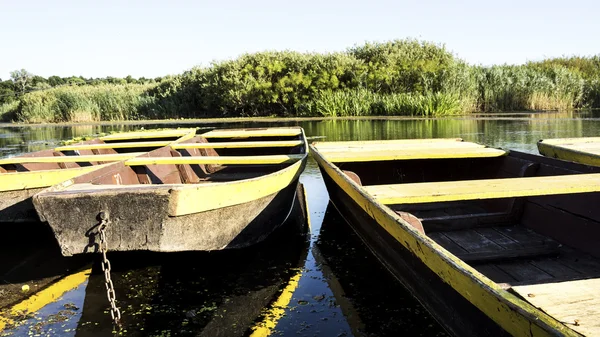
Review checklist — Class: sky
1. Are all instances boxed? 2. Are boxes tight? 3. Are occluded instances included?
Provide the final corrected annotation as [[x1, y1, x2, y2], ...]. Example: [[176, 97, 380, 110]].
[[1, 0, 598, 80]]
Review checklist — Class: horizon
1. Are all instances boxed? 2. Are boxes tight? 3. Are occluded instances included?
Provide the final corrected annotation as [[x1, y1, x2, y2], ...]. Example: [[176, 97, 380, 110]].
[[2, 0, 599, 80]]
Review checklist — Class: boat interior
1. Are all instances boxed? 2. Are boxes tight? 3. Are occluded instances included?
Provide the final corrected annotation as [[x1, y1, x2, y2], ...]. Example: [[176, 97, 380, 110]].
[[0, 128, 306, 186], [0, 131, 194, 173], [64, 128, 307, 187], [328, 144, 600, 333]]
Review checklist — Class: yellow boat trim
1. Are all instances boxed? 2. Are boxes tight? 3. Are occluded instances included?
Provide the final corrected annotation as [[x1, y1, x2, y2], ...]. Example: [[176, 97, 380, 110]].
[[168, 156, 306, 215], [172, 140, 304, 149], [55, 140, 172, 151], [0, 164, 112, 192], [0, 267, 91, 331], [310, 145, 578, 336], [538, 139, 600, 167], [125, 154, 304, 166], [316, 147, 507, 163], [201, 128, 302, 138], [100, 129, 196, 141], [540, 137, 600, 145], [312, 138, 464, 148], [249, 271, 302, 337], [314, 141, 486, 153], [364, 173, 600, 205], [0, 153, 145, 165]]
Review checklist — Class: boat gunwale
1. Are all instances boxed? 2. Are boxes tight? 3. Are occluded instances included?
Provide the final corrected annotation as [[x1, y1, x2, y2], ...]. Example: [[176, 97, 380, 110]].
[[309, 142, 580, 337], [37, 128, 310, 216], [538, 138, 600, 167]]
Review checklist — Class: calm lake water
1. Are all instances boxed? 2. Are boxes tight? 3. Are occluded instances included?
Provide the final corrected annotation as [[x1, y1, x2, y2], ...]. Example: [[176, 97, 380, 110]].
[[2, 112, 600, 337]]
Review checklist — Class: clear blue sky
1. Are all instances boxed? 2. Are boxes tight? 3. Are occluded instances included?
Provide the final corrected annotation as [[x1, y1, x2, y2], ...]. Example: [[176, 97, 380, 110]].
[[1, 0, 598, 80]]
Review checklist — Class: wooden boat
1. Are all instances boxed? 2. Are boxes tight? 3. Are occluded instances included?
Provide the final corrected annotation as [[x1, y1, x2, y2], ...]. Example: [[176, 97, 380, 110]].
[[538, 137, 600, 166], [0, 129, 196, 223], [311, 138, 600, 337], [33, 127, 308, 256]]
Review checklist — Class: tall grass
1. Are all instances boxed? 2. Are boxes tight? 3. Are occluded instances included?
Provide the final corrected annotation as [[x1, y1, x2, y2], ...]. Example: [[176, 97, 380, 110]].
[[17, 84, 157, 123], [8, 40, 600, 123], [0, 101, 19, 122]]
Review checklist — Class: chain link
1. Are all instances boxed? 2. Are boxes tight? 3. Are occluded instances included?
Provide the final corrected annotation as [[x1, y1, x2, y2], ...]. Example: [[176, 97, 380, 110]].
[[98, 211, 122, 327]]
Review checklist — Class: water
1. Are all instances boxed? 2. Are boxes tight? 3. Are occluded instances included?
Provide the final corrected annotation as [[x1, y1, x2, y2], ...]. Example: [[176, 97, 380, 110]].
[[2, 113, 600, 336]]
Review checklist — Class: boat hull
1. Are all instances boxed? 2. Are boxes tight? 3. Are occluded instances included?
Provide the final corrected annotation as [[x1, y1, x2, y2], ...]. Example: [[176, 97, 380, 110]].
[[319, 170, 509, 337], [34, 176, 305, 256]]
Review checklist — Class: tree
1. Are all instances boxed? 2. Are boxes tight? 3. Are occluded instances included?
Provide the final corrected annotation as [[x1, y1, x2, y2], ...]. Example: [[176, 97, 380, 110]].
[[48, 76, 65, 87], [10, 69, 33, 95]]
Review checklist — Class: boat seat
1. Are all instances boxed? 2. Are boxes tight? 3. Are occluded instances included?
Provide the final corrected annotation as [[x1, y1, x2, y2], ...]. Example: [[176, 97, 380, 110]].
[[364, 173, 600, 205], [343, 170, 425, 235]]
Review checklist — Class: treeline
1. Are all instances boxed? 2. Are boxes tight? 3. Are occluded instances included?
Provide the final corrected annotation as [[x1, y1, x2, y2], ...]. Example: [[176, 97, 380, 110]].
[[2, 40, 600, 123]]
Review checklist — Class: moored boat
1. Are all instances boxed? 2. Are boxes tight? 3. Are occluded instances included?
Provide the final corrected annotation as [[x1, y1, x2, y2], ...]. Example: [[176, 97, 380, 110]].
[[0, 129, 196, 223], [538, 137, 600, 166], [33, 127, 308, 256], [311, 138, 600, 336]]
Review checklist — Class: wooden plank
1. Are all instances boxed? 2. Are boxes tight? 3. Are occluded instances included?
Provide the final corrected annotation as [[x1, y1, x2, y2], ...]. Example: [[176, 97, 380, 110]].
[[312, 138, 464, 149], [314, 140, 485, 152], [443, 230, 504, 254], [172, 140, 303, 149], [125, 154, 304, 166], [529, 259, 582, 279], [456, 245, 560, 264], [319, 147, 507, 163], [538, 138, 600, 167], [513, 278, 600, 336], [55, 140, 172, 151], [422, 212, 515, 232], [364, 173, 600, 205], [428, 232, 468, 255], [475, 228, 522, 249], [200, 128, 302, 138], [0, 153, 145, 165], [476, 264, 518, 283], [495, 261, 553, 283], [0, 164, 112, 192], [100, 129, 196, 141]]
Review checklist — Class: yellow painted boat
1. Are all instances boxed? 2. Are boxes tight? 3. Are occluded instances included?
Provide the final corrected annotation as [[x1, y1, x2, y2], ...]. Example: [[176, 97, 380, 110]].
[[0, 129, 196, 223], [311, 138, 600, 337], [538, 137, 600, 166], [33, 127, 308, 256]]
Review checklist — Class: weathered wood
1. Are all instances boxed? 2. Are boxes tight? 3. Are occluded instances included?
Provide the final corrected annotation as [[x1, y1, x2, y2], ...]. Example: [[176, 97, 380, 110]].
[[55, 140, 172, 151], [513, 278, 600, 336], [443, 230, 504, 253], [428, 232, 468, 255], [457, 244, 560, 263], [125, 154, 304, 166], [364, 173, 600, 205], [172, 140, 303, 149], [318, 147, 507, 163], [0, 153, 145, 165], [538, 137, 600, 167], [100, 129, 196, 141], [201, 128, 302, 138], [495, 262, 553, 283], [421, 212, 514, 232]]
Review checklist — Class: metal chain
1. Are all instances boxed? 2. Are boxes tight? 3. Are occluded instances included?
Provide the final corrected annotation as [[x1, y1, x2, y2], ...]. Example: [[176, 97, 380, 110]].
[[98, 211, 122, 328]]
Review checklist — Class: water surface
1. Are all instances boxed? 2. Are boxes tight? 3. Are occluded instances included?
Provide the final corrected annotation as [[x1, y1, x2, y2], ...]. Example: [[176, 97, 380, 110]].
[[2, 113, 599, 336]]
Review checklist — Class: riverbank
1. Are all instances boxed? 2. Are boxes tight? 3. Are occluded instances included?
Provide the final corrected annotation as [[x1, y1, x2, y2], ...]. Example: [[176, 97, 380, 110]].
[[1, 39, 598, 123], [2, 110, 596, 128]]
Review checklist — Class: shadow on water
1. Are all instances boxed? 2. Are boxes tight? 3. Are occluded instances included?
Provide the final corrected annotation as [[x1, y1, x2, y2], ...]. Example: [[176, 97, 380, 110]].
[[315, 204, 448, 337], [72, 219, 310, 337]]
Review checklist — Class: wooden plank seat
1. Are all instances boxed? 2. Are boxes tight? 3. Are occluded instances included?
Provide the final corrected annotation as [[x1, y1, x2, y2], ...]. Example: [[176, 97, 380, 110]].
[[0, 153, 145, 165], [171, 140, 304, 149], [125, 154, 305, 166], [318, 147, 507, 163], [99, 129, 196, 141], [512, 278, 600, 336], [55, 141, 172, 151], [200, 128, 302, 138], [364, 173, 600, 205]]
